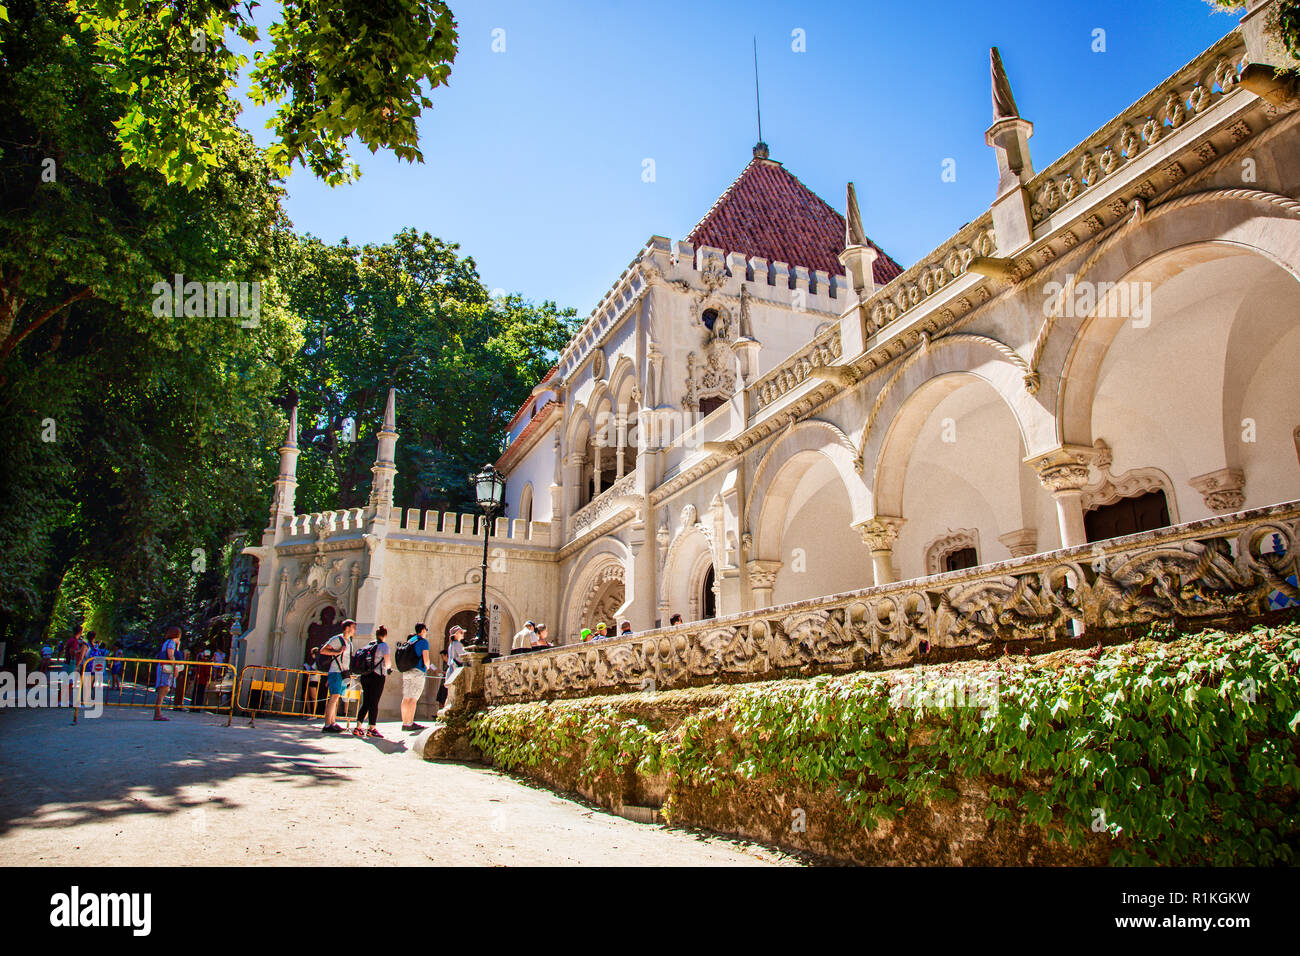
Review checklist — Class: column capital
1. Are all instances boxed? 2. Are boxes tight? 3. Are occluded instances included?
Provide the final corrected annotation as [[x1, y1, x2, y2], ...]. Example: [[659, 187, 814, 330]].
[[1025, 444, 1096, 494], [1189, 467, 1246, 513], [745, 559, 783, 591], [855, 515, 906, 552]]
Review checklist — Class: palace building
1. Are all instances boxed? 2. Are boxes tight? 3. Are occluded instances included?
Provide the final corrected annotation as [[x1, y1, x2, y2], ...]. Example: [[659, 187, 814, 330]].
[[241, 1, 1300, 716]]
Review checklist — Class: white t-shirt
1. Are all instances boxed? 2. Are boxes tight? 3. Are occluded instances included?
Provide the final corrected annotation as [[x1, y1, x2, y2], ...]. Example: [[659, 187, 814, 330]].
[[322, 634, 352, 674], [511, 627, 534, 650]]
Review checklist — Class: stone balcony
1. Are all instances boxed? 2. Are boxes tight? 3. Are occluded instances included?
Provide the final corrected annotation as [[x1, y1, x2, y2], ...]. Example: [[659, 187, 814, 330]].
[[488, 498, 1300, 703]]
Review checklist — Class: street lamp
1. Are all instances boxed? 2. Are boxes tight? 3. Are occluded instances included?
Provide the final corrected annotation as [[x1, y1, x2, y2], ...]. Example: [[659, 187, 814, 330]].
[[469, 463, 506, 652]]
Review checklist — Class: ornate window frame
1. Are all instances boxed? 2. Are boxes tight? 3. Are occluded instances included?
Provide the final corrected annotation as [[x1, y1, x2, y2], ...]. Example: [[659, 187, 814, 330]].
[[924, 528, 980, 576]]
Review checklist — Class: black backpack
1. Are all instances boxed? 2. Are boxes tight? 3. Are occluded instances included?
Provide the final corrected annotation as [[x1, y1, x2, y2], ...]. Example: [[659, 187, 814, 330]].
[[350, 641, 378, 675], [394, 637, 420, 673]]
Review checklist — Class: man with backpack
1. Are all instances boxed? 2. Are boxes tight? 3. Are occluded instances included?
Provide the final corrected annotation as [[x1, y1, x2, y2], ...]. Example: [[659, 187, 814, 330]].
[[317, 618, 356, 734], [395, 623, 431, 732]]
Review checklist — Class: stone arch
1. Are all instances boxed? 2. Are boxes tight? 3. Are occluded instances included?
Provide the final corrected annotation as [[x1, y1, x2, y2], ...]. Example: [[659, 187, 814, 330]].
[[421, 582, 521, 657], [868, 361, 1050, 520], [745, 419, 872, 560], [860, 337, 1057, 480], [518, 482, 534, 523], [1053, 228, 1300, 514], [660, 522, 714, 623], [561, 538, 632, 642], [1050, 198, 1300, 451]]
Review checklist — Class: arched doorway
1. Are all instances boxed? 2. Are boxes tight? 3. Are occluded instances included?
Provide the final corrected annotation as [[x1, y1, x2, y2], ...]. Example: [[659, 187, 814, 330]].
[[304, 606, 347, 664]]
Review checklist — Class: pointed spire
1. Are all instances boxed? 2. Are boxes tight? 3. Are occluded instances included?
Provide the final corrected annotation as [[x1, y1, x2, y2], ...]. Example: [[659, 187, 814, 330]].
[[990, 47, 1020, 122], [381, 386, 396, 434], [844, 182, 867, 248], [282, 403, 298, 450]]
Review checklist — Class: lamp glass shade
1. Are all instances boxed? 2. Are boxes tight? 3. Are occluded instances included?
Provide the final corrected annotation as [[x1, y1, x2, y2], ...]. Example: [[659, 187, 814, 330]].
[[474, 465, 505, 509]]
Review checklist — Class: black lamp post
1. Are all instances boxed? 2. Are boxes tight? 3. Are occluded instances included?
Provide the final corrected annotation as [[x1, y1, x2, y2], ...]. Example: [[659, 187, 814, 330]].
[[469, 463, 506, 652]]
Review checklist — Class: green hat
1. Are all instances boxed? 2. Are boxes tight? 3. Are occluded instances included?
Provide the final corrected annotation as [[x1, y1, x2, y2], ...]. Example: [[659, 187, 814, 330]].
[[580, 628, 593, 640]]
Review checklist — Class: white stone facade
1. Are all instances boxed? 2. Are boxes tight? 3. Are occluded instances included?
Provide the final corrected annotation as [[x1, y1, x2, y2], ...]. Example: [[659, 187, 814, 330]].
[[242, 6, 1300, 715]]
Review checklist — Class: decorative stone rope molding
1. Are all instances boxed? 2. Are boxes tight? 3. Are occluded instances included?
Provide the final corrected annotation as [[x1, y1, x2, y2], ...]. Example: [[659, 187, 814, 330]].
[[1189, 467, 1247, 513], [484, 500, 1300, 703], [924, 529, 980, 575]]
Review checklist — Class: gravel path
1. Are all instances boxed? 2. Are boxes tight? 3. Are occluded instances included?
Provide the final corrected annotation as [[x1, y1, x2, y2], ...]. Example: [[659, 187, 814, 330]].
[[0, 706, 800, 866]]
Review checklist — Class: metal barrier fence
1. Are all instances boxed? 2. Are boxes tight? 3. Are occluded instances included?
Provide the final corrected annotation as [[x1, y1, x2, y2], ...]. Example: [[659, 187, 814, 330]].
[[235, 665, 361, 727], [73, 657, 236, 725]]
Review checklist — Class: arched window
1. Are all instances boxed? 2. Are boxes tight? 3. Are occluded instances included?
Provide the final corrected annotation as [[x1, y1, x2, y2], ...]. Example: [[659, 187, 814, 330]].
[[1085, 490, 1170, 542], [519, 483, 534, 523], [701, 565, 716, 619]]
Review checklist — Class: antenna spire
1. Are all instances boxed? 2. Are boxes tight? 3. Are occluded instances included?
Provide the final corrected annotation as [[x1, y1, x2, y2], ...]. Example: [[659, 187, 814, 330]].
[[753, 37, 768, 160]]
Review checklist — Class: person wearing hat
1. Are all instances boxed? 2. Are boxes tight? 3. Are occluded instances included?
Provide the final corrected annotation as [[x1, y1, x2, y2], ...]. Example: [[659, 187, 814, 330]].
[[442, 624, 467, 712], [594, 622, 609, 641], [579, 628, 594, 642], [511, 621, 537, 654]]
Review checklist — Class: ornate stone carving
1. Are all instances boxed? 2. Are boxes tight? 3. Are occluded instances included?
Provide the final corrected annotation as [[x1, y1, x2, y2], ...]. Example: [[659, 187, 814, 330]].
[[746, 559, 782, 592], [486, 503, 1300, 704], [1028, 445, 1096, 494], [925, 529, 980, 575], [858, 516, 906, 553], [1189, 467, 1246, 513]]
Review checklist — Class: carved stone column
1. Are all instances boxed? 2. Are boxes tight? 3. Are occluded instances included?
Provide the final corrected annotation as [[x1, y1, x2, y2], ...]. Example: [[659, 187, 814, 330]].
[[855, 516, 906, 585], [1027, 446, 1096, 549], [592, 445, 603, 497], [615, 415, 627, 480], [746, 559, 783, 609], [1189, 467, 1246, 513]]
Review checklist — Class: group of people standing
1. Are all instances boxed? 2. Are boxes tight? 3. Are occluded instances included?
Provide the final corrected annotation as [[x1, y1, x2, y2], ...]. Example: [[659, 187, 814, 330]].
[[311, 619, 467, 738]]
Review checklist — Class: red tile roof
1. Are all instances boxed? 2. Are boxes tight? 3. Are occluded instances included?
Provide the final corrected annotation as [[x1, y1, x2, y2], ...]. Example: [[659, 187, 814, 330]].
[[686, 156, 903, 286]]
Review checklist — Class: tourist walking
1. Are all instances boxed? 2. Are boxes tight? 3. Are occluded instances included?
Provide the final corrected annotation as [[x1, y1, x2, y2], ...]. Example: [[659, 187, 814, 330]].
[[353, 626, 391, 738], [511, 621, 537, 653], [619, 621, 633, 638], [317, 618, 356, 734], [397, 624, 431, 732], [534, 623, 551, 648], [153, 626, 181, 721]]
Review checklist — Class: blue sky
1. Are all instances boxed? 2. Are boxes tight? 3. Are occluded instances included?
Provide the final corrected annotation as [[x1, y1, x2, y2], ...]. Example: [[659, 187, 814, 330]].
[[241, 0, 1238, 318]]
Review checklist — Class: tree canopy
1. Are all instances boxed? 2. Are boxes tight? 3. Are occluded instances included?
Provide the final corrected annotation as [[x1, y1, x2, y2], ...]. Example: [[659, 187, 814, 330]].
[[0, 1, 574, 649]]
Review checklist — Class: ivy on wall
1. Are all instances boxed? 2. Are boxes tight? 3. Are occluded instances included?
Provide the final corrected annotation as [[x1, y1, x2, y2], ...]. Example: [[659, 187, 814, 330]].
[[470, 622, 1300, 865]]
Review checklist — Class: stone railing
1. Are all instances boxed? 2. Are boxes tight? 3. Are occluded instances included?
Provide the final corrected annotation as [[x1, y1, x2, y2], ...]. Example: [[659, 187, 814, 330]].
[[856, 212, 997, 339], [1025, 32, 1247, 227], [486, 499, 1299, 703], [749, 323, 844, 412], [569, 471, 638, 538]]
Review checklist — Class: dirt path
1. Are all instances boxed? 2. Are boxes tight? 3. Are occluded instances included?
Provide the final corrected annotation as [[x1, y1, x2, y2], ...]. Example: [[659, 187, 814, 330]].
[[0, 707, 800, 866]]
